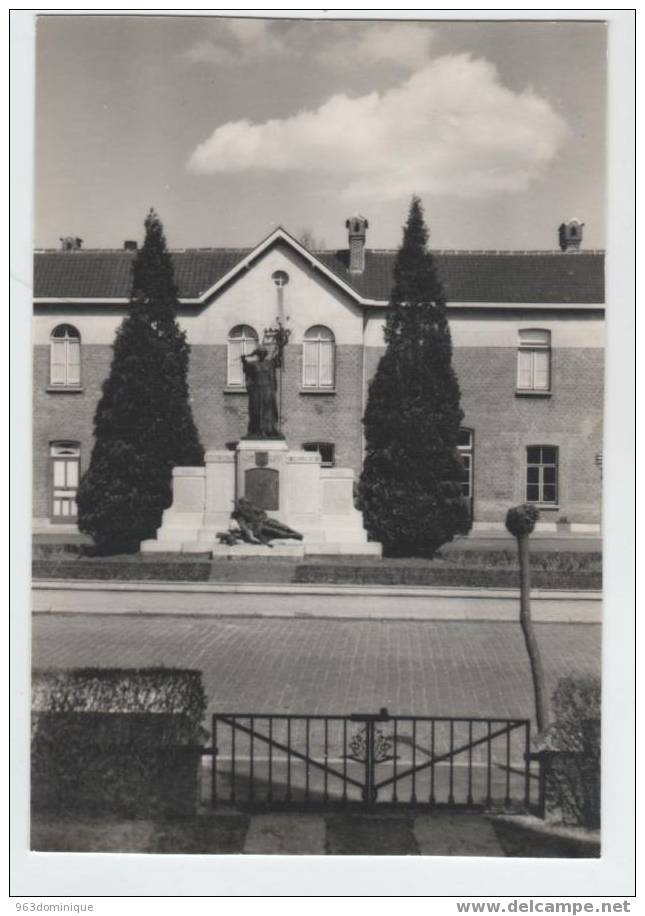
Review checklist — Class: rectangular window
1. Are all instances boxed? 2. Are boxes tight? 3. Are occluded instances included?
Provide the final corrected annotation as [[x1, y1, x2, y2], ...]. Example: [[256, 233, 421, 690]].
[[517, 329, 551, 392], [303, 342, 319, 388], [227, 339, 244, 386], [526, 445, 558, 504], [50, 442, 81, 522], [302, 441, 335, 467], [457, 429, 473, 501], [66, 339, 81, 386], [50, 339, 68, 386]]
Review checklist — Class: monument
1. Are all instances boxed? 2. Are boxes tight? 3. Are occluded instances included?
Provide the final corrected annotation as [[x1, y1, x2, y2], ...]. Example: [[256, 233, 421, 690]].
[[141, 329, 381, 557]]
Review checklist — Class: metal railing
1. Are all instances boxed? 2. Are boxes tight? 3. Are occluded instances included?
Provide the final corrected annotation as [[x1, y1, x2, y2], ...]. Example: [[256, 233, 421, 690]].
[[204, 709, 538, 811]]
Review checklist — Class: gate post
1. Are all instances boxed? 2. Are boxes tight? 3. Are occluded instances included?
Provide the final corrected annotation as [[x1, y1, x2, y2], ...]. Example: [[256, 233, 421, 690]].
[[363, 721, 375, 805], [350, 708, 390, 806]]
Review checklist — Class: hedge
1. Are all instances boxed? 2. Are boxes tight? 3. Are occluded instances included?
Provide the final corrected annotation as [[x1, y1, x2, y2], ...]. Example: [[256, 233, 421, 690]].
[[434, 550, 602, 572], [294, 564, 601, 590], [541, 675, 601, 828], [32, 559, 211, 581], [31, 668, 207, 816]]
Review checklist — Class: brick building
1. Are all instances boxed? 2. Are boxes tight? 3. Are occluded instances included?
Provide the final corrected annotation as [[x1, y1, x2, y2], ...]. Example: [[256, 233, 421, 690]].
[[32, 216, 604, 534]]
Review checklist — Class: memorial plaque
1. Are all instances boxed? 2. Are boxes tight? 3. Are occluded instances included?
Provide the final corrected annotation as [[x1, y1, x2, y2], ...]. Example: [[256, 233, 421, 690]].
[[245, 467, 279, 511], [255, 451, 269, 468]]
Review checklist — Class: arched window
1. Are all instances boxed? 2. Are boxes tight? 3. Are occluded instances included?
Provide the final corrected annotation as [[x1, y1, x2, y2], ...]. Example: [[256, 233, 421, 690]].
[[227, 325, 258, 387], [50, 324, 81, 387], [517, 328, 551, 392], [303, 325, 335, 389]]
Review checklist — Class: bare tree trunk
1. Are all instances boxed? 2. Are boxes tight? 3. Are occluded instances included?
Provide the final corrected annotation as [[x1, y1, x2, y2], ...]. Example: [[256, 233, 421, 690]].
[[517, 533, 548, 733]]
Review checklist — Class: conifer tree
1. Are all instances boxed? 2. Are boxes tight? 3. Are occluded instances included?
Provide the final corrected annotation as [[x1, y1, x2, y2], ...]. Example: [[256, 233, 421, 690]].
[[358, 197, 471, 556], [77, 209, 204, 552]]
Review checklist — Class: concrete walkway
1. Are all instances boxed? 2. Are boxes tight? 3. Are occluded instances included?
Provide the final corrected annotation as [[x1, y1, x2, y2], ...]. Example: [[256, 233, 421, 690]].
[[32, 579, 602, 622], [32, 811, 507, 856], [30, 809, 599, 857]]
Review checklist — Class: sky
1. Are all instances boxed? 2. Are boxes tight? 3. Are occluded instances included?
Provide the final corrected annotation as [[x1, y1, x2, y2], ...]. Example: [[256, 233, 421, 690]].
[[34, 15, 607, 252]]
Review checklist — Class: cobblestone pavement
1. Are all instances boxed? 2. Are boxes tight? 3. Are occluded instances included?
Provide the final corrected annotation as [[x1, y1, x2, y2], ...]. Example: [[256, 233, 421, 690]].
[[32, 615, 600, 720], [30, 811, 600, 857]]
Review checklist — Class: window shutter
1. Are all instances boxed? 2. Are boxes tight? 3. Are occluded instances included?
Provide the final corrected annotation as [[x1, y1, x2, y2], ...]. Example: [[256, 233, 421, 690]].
[[67, 339, 81, 385], [517, 350, 532, 389], [50, 340, 67, 385], [533, 350, 550, 390], [228, 340, 243, 386], [303, 341, 318, 387], [319, 340, 334, 386]]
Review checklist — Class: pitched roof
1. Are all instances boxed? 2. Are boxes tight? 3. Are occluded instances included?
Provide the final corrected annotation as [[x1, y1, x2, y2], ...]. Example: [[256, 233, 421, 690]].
[[33, 246, 605, 305]]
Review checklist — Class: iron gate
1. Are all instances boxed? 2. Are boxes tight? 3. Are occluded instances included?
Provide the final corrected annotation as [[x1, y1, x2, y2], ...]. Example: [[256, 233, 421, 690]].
[[205, 709, 538, 810]]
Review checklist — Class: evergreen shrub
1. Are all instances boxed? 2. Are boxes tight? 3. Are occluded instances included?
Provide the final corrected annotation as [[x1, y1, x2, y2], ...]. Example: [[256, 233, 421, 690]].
[[77, 210, 204, 553], [544, 675, 601, 828], [359, 197, 471, 557], [31, 668, 207, 816]]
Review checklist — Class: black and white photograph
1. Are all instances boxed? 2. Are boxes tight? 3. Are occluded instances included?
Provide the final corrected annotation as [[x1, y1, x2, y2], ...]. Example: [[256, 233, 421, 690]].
[[11, 8, 635, 900]]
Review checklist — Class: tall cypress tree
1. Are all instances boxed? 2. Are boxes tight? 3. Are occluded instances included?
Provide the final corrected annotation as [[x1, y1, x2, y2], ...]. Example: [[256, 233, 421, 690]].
[[358, 197, 471, 556], [77, 209, 204, 552]]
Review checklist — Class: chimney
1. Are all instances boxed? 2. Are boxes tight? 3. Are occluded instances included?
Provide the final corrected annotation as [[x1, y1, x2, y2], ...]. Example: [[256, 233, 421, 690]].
[[60, 236, 83, 251], [345, 214, 368, 273], [123, 240, 138, 251], [558, 218, 584, 252]]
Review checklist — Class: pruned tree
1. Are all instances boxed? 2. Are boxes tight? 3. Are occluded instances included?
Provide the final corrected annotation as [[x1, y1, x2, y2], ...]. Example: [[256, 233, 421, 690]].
[[358, 196, 471, 556], [77, 209, 204, 552], [506, 503, 547, 732]]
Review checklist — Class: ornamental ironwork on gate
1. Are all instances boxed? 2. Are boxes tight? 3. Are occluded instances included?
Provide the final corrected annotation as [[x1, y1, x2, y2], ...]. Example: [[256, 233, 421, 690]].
[[204, 709, 539, 811]]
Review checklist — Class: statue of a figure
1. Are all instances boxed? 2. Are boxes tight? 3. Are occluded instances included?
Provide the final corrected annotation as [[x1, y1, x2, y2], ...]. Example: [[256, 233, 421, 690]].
[[241, 346, 282, 439], [217, 498, 303, 547]]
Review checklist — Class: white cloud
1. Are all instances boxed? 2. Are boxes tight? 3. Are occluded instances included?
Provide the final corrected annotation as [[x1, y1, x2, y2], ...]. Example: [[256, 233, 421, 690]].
[[183, 19, 288, 66], [183, 19, 433, 71], [186, 54, 568, 200], [323, 22, 433, 70]]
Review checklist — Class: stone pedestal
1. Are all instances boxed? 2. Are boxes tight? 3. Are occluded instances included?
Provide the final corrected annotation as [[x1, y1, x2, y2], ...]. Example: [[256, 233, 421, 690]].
[[141, 440, 381, 556]]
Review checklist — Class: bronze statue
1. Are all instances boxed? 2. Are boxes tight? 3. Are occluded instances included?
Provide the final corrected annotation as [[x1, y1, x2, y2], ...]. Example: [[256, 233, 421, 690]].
[[241, 346, 282, 439], [218, 498, 303, 547]]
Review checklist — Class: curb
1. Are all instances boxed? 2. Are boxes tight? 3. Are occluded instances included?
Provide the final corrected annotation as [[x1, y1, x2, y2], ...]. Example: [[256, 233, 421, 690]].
[[32, 580, 602, 623]]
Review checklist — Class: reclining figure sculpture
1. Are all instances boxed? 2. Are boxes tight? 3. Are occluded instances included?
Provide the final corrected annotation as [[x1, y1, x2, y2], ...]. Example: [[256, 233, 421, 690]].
[[217, 497, 303, 548]]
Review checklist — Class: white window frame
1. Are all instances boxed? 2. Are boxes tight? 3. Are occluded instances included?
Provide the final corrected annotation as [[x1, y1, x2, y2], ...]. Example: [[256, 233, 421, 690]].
[[227, 325, 259, 387], [517, 329, 551, 393], [302, 441, 335, 467], [302, 325, 335, 389], [457, 428, 474, 508], [50, 324, 81, 388], [50, 441, 81, 522], [526, 445, 559, 505]]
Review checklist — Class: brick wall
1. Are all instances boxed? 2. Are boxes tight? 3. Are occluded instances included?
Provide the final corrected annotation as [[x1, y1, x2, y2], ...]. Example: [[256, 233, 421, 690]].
[[32, 344, 113, 520], [33, 341, 365, 521], [33, 339, 603, 527], [455, 347, 604, 525], [366, 344, 604, 525], [189, 343, 364, 471]]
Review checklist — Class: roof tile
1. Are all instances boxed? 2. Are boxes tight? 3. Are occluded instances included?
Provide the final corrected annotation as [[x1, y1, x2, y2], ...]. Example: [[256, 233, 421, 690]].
[[33, 246, 604, 304]]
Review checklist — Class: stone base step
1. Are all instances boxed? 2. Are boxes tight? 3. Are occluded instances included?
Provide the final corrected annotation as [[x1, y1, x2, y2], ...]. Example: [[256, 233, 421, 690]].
[[140, 538, 383, 557]]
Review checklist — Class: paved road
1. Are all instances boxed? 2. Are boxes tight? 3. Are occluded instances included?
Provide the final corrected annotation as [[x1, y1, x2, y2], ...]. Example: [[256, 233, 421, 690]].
[[32, 614, 601, 721], [31, 581, 602, 622]]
